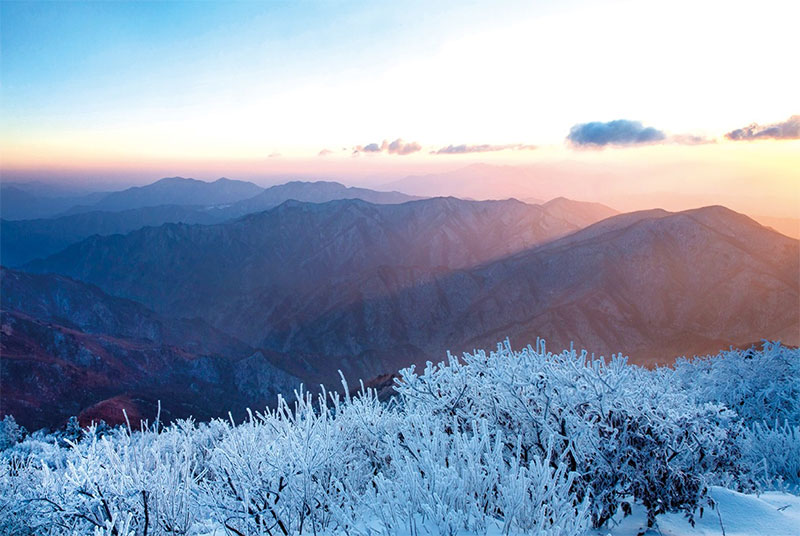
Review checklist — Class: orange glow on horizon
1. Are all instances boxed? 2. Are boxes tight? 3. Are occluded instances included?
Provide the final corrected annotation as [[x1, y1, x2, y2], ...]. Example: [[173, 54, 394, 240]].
[[3, 139, 798, 220]]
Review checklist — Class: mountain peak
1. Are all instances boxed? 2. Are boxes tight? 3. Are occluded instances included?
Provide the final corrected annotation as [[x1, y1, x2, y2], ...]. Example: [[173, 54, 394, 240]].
[[153, 176, 196, 184]]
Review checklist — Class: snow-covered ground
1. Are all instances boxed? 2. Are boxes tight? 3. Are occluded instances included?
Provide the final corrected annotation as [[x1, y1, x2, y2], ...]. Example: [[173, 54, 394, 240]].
[[594, 487, 800, 536]]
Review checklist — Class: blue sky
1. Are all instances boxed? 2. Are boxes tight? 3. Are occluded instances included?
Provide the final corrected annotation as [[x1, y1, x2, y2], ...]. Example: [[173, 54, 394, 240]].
[[1, 0, 798, 214], [2, 1, 545, 133]]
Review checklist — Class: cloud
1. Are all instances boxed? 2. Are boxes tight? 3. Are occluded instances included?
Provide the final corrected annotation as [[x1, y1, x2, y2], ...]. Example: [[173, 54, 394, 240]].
[[434, 143, 537, 154], [669, 134, 715, 146], [353, 138, 422, 156], [268, 152, 281, 158], [725, 115, 800, 141], [567, 120, 666, 147], [318, 149, 333, 157], [386, 138, 422, 155]]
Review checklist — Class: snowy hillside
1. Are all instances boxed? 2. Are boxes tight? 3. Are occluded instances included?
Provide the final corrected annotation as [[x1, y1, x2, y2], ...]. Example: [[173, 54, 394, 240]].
[[1, 340, 798, 535]]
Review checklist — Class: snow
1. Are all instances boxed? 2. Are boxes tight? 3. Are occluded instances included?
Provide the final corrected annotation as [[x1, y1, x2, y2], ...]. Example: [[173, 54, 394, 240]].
[[593, 487, 800, 536]]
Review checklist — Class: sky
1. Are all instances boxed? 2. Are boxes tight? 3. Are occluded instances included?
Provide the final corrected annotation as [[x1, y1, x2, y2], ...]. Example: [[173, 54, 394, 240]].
[[1, 0, 798, 216]]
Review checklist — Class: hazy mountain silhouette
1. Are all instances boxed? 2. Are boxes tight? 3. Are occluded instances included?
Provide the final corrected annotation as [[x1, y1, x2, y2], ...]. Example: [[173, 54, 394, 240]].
[[65, 177, 265, 213], [0, 185, 108, 220], [211, 180, 422, 218], [541, 197, 619, 228], [1, 205, 223, 266], [383, 162, 620, 202], [1, 181, 101, 198], [386, 163, 546, 200]]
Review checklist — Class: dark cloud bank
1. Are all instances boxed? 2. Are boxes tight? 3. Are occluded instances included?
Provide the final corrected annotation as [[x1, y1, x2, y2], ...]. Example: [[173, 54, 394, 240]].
[[567, 120, 666, 147]]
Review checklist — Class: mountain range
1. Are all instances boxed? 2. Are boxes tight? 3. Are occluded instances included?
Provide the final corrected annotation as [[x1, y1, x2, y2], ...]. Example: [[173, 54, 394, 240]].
[[23, 197, 796, 385], [25, 197, 615, 357], [274, 205, 797, 373], [1, 178, 426, 265], [2, 177, 798, 429], [385, 163, 800, 239]]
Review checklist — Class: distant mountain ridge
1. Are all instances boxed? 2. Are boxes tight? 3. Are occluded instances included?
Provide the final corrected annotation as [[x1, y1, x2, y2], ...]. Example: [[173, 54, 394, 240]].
[[0, 179, 431, 265], [60, 177, 423, 217], [0, 185, 108, 220], [66, 177, 265, 213], [209, 180, 423, 219], [1, 205, 222, 266], [1, 176, 263, 221], [386, 163, 544, 200]]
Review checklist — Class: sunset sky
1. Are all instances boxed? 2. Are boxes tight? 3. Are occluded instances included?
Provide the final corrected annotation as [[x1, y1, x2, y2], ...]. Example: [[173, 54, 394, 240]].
[[1, 0, 798, 216]]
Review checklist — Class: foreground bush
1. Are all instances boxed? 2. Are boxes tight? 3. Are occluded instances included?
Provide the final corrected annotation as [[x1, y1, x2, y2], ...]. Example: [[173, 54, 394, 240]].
[[0, 340, 797, 535]]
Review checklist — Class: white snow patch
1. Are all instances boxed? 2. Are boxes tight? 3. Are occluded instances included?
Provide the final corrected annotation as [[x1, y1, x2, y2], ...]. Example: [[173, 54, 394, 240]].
[[593, 487, 800, 536]]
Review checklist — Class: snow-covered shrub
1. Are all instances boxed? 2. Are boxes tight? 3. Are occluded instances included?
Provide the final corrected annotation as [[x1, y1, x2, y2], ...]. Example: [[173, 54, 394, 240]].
[[2, 419, 205, 535], [373, 414, 502, 535], [674, 341, 800, 426], [65, 420, 201, 535], [671, 342, 800, 492], [395, 340, 748, 528], [372, 412, 588, 536], [0, 339, 795, 534], [59, 416, 85, 447], [0, 455, 47, 535], [742, 421, 800, 490], [0, 415, 27, 450], [201, 389, 381, 536]]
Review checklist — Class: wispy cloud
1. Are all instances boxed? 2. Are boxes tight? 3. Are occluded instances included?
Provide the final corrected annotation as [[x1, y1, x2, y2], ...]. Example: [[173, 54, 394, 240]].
[[725, 115, 800, 141], [567, 120, 666, 147], [434, 143, 537, 154], [353, 138, 422, 156], [386, 138, 422, 155], [669, 134, 715, 146], [268, 152, 281, 158], [318, 149, 333, 157]]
